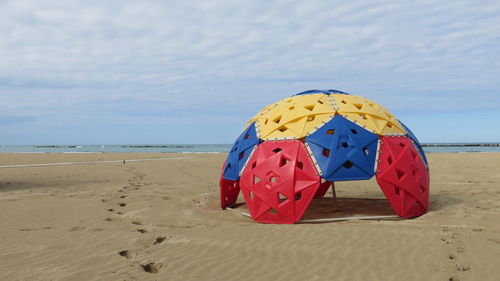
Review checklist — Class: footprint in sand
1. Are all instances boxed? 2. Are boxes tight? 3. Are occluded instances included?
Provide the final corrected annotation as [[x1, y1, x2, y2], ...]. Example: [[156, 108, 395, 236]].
[[153, 237, 167, 244], [441, 230, 471, 278], [118, 250, 132, 259], [141, 262, 162, 274]]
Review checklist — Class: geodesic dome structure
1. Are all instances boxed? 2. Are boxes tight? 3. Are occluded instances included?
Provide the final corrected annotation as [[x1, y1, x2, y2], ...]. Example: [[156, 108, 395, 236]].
[[220, 89, 430, 224]]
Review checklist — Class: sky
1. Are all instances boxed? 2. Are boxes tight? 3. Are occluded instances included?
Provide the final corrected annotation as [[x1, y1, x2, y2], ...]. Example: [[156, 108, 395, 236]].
[[1, 0, 500, 144]]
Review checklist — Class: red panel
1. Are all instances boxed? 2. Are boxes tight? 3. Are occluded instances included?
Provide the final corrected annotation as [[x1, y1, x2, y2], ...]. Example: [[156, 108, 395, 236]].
[[219, 161, 240, 209], [239, 140, 321, 224], [315, 180, 331, 197], [376, 136, 430, 218]]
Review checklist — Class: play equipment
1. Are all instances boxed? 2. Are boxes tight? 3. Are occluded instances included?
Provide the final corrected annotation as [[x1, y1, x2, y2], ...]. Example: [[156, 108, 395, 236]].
[[220, 89, 430, 224]]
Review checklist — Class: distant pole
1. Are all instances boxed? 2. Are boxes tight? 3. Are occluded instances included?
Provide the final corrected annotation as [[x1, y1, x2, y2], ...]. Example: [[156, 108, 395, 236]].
[[331, 182, 342, 212]]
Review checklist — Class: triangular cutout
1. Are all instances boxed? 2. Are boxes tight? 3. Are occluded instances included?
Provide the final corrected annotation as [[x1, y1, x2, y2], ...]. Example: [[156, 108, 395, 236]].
[[279, 156, 289, 167], [278, 192, 287, 203], [253, 175, 261, 185], [396, 169, 405, 180], [304, 104, 315, 111]]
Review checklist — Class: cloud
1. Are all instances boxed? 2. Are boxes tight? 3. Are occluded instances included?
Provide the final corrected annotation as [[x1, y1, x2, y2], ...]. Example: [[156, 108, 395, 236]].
[[1, 0, 499, 143]]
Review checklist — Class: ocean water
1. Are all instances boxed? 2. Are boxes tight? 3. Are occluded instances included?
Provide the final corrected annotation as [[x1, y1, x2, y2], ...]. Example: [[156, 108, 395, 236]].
[[423, 145, 500, 153], [0, 143, 499, 154], [0, 144, 232, 154]]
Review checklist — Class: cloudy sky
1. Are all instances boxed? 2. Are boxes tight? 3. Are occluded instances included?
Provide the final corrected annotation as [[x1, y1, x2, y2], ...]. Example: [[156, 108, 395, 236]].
[[1, 0, 499, 144]]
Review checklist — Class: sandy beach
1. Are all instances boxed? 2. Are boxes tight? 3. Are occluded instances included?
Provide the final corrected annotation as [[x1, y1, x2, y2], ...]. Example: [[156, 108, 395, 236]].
[[0, 152, 499, 281]]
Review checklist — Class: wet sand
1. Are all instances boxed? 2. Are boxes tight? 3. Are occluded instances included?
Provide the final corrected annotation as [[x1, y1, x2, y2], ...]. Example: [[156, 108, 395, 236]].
[[0, 152, 499, 281]]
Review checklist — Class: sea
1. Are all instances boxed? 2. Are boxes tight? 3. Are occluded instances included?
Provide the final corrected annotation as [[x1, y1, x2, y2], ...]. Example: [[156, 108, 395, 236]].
[[0, 143, 499, 154]]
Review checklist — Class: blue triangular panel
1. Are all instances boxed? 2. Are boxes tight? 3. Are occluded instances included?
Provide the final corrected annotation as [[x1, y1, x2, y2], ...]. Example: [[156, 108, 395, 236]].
[[223, 122, 260, 181], [324, 89, 349, 95], [305, 116, 378, 181], [399, 120, 428, 167], [293, 89, 349, 96]]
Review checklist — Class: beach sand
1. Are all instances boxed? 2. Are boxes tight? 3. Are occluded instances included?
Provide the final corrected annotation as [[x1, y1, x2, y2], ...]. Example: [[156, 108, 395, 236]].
[[0, 152, 499, 281]]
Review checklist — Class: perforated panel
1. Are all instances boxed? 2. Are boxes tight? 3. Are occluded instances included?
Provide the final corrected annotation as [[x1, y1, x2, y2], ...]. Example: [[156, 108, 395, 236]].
[[331, 94, 406, 136], [219, 160, 241, 208], [239, 140, 320, 224], [306, 116, 379, 181], [376, 136, 429, 218], [399, 120, 428, 168], [222, 122, 260, 181], [220, 178, 240, 209], [245, 101, 280, 131], [254, 94, 336, 140]]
